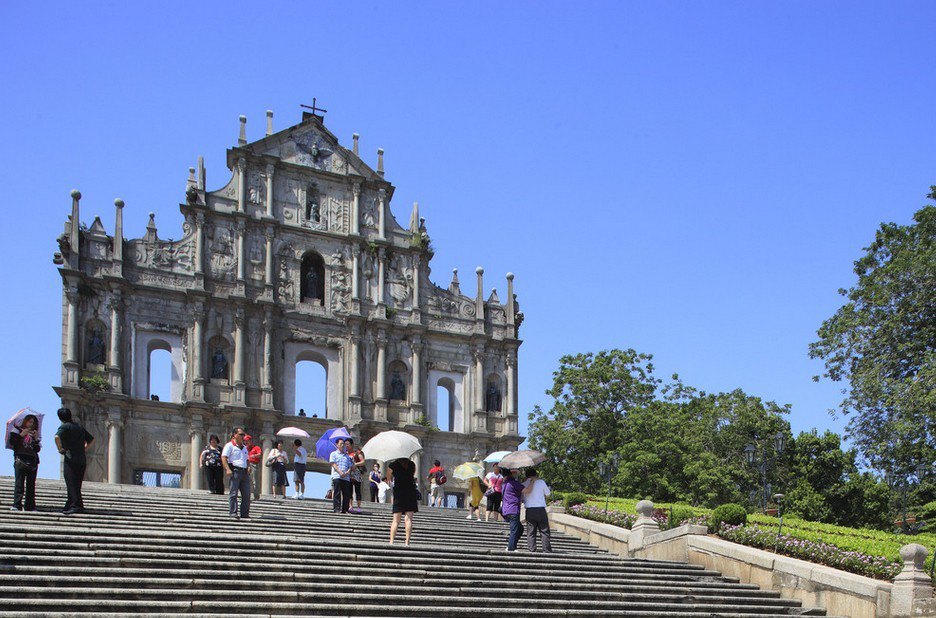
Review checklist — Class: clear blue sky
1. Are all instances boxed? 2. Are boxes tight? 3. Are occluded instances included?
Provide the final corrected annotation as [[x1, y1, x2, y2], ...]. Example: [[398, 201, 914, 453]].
[[2, 2, 935, 486]]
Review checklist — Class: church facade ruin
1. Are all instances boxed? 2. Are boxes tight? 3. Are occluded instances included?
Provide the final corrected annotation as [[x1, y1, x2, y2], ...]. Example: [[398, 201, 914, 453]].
[[53, 109, 523, 499]]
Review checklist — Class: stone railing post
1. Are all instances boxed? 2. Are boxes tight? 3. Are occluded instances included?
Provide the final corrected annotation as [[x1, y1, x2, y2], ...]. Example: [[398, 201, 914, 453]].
[[891, 543, 933, 617], [628, 499, 661, 551]]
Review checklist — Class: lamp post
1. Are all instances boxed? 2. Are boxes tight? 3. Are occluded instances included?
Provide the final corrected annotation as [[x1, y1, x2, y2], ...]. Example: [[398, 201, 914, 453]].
[[773, 492, 785, 551], [744, 432, 786, 513], [598, 453, 620, 517], [886, 463, 929, 534]]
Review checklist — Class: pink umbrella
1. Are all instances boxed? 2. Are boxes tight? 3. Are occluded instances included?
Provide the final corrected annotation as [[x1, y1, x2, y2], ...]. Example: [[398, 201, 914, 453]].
[[5, 408, 44, 450], [276, 427, 312, 439]]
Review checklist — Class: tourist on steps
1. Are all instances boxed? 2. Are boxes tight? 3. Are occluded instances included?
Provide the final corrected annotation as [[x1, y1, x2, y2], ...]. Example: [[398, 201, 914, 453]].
[[222, 427, 250, 519], [484, 463, 504, 522], [266, 439, 289, 498], [54, 408, 93, 515], [427, 460, 446, 508], [329, 438, 353, 513], [9, 413, 41, 512], [346, 437, 366, 513], [199, 434, 225, 495], [244, 435, 262, 501], [292, 439, 307, 499], [388, 457, 418, 546], [377, 475, 391, 504], [466, 474, 486, 521], [522, 468, 553, 553], [369, 463, 382, 502], [501, 468, 525, 551]]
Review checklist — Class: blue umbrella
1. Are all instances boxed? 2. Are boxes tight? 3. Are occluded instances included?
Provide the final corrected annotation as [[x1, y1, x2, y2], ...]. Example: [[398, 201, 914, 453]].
[[315, 426, 352, 460]]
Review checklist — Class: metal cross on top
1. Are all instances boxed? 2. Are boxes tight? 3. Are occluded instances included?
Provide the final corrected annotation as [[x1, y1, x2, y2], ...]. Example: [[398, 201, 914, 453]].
[[301, 98, 328, 117]]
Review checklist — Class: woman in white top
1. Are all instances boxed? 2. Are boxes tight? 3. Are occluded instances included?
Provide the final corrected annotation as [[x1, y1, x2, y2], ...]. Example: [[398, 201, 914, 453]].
[[293, 439, 307, 499], [266, 439, 290, 498]]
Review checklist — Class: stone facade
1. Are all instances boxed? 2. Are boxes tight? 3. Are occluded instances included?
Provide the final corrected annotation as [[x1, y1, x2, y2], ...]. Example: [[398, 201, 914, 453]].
[[52, 110, 523, 498]]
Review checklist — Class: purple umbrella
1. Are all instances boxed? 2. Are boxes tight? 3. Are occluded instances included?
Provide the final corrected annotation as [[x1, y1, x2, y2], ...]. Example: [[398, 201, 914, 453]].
[[315, 426, 352, 460]]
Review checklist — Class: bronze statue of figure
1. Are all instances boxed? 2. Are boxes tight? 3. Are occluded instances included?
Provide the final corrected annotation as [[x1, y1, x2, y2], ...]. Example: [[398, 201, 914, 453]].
[[389, 372, 406, 401], [87, 329, 106, 365], [486, 382, 501, 412], [211, 348, 228, 380]]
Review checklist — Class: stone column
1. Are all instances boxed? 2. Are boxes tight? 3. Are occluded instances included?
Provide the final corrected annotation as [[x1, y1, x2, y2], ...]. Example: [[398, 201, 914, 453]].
[[892, 544, 934, 617], [474, 348, 484, 414], [412, 256, 421, 311], [68, 190, 81, 269], [233, 308, 246, 405], [260, 435, 274, 496], [65, 285, 79, 364], [351, 183, 361, 235], [475, 267, 485, 327], [351, 246, 360, 300], [377, 248, 386, 307], [506, 272, 515, 327], [505, 355, 515, 417], [261, 309, 273, 409], [376, 335, 387, 401], [349, 336, 361, 397], [265, 164, 274, 218], [264, 227, 274, 288], [194, 213, 205, 276], [105, 413, 123, 484], [236, 157, 247, 213], [377, 189, 386, 240], [191, 305, 205, 402], [235, 221, 246, 282], [189, 427, 203, 490], [113, 198, 124, 277], [108, 293, 122, 370], [411, 339, 422, 405]]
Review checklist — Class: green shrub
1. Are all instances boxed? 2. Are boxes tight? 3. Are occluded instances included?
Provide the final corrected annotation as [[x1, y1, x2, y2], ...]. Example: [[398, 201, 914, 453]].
[[551, 490, 566, 504], [917, 500, 936, 532], [563, 492, 589, 510], [668, 504, 696, 529], [710, 503, 748, 532]]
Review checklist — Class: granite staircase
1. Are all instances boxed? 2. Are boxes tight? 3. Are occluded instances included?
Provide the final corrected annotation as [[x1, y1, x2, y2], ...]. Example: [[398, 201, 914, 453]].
[[0, 478, 836, 617]]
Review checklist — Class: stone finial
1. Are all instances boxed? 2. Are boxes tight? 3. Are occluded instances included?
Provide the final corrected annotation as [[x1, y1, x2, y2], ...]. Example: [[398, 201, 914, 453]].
[[197, 156, 205, 190], [70, 189, 82, 201], [238, 115, 247, 146], [144, 212, 158, 243], [892, 543, 933, 617], [377, 148, 384, 176], [476, 266, 484, 275], [114, 198, 124, 209], [629, 499, 661, 551], [352, 133, 360, 155], [449, 268, 461, 295], [266, 110, 273, 136], [635, 500, 654, 519], [187, 167, 197, 188], [506, 272, 514, 281], [409, 202, 420, 233]]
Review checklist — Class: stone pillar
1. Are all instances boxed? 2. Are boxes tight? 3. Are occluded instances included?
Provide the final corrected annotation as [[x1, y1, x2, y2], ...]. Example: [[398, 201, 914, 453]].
[[412, 256, 421, 313], [238, 115, 247, 146], [351, 183, 361, 235], [69, 190, 81, 269], [189, 427, 203, 490], [377, 248, 386, 307], [265, 164, 274, 218], [377, 188, 386, 240], [65, 285, 79, 364], [233, 308, 246, 405], [376, 335, 387, 401], [236, 157, 247, 213], [349, 336, 361, 397], [475, 267, 485, 331], [892, 544, 934, 617], [505, 355, 515, 417], [474, 348, 484, 414], [107, 292, 123, 392], [113, 199, 124, 277], [194, 213, 205, 276], [351, 246, 360, 300], [265, 110, 273, 136], [105, 413, 123, 484], [506, 272, 515, 328], [260, 435, 274, 495], [191, 305, 205, 402], [261, 309, 274, 409], [629, 500, 662, 551], [411, 339, 422, 405], [235, 221, 246, 282], [264, 227, 274, 288]]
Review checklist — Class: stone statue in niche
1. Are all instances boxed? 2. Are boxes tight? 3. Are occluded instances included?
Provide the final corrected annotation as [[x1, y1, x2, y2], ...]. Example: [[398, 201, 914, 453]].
[[248, 172, 265, 205], [389, 372, 406, 401], [305, 186, 320, 223], [86, 329, 106, 365], [486, 383, 501, 412], [211, 348, 228, 380], [303, 267, 322, 301]]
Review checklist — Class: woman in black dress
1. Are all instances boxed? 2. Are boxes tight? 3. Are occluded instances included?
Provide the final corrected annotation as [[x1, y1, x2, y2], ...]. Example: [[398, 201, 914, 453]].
[[388, 458, 418, 546]]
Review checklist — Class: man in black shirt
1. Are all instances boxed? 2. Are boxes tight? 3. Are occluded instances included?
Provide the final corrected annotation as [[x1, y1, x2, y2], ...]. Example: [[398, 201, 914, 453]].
[[54, 408, 94, 514]]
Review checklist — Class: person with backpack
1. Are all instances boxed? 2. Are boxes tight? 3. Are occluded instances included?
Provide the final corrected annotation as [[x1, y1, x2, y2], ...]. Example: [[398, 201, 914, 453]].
[[427, 460, 446, 508]]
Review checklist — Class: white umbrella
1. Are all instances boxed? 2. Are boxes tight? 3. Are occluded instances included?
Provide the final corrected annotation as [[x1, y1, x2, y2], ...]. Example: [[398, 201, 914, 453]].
[[483, 450, 512, 463], [499, 449, 547, 469], [5, 408, 44, 450], [276, 427, 312, 439], [362, 430, 422, 462]]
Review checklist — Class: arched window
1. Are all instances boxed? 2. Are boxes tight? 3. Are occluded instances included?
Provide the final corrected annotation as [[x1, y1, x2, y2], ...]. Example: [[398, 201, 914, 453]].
[[84, 319, 108, 367], [387, 360, 408, 402], [300, 252, 325, 305], [485, 375, 502, 413], [436, 379, 455, 432], [296, 358, 327, 418], [148, 344, 172, 402], [208, 336, 231, 382]]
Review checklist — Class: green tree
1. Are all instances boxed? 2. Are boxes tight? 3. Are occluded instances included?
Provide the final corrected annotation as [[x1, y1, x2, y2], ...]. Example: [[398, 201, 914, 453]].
[[809, 196, 936, 476]]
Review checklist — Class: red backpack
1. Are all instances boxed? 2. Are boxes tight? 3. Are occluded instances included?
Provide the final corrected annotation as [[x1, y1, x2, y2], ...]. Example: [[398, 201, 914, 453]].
[[435, 469, 447, 485]]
